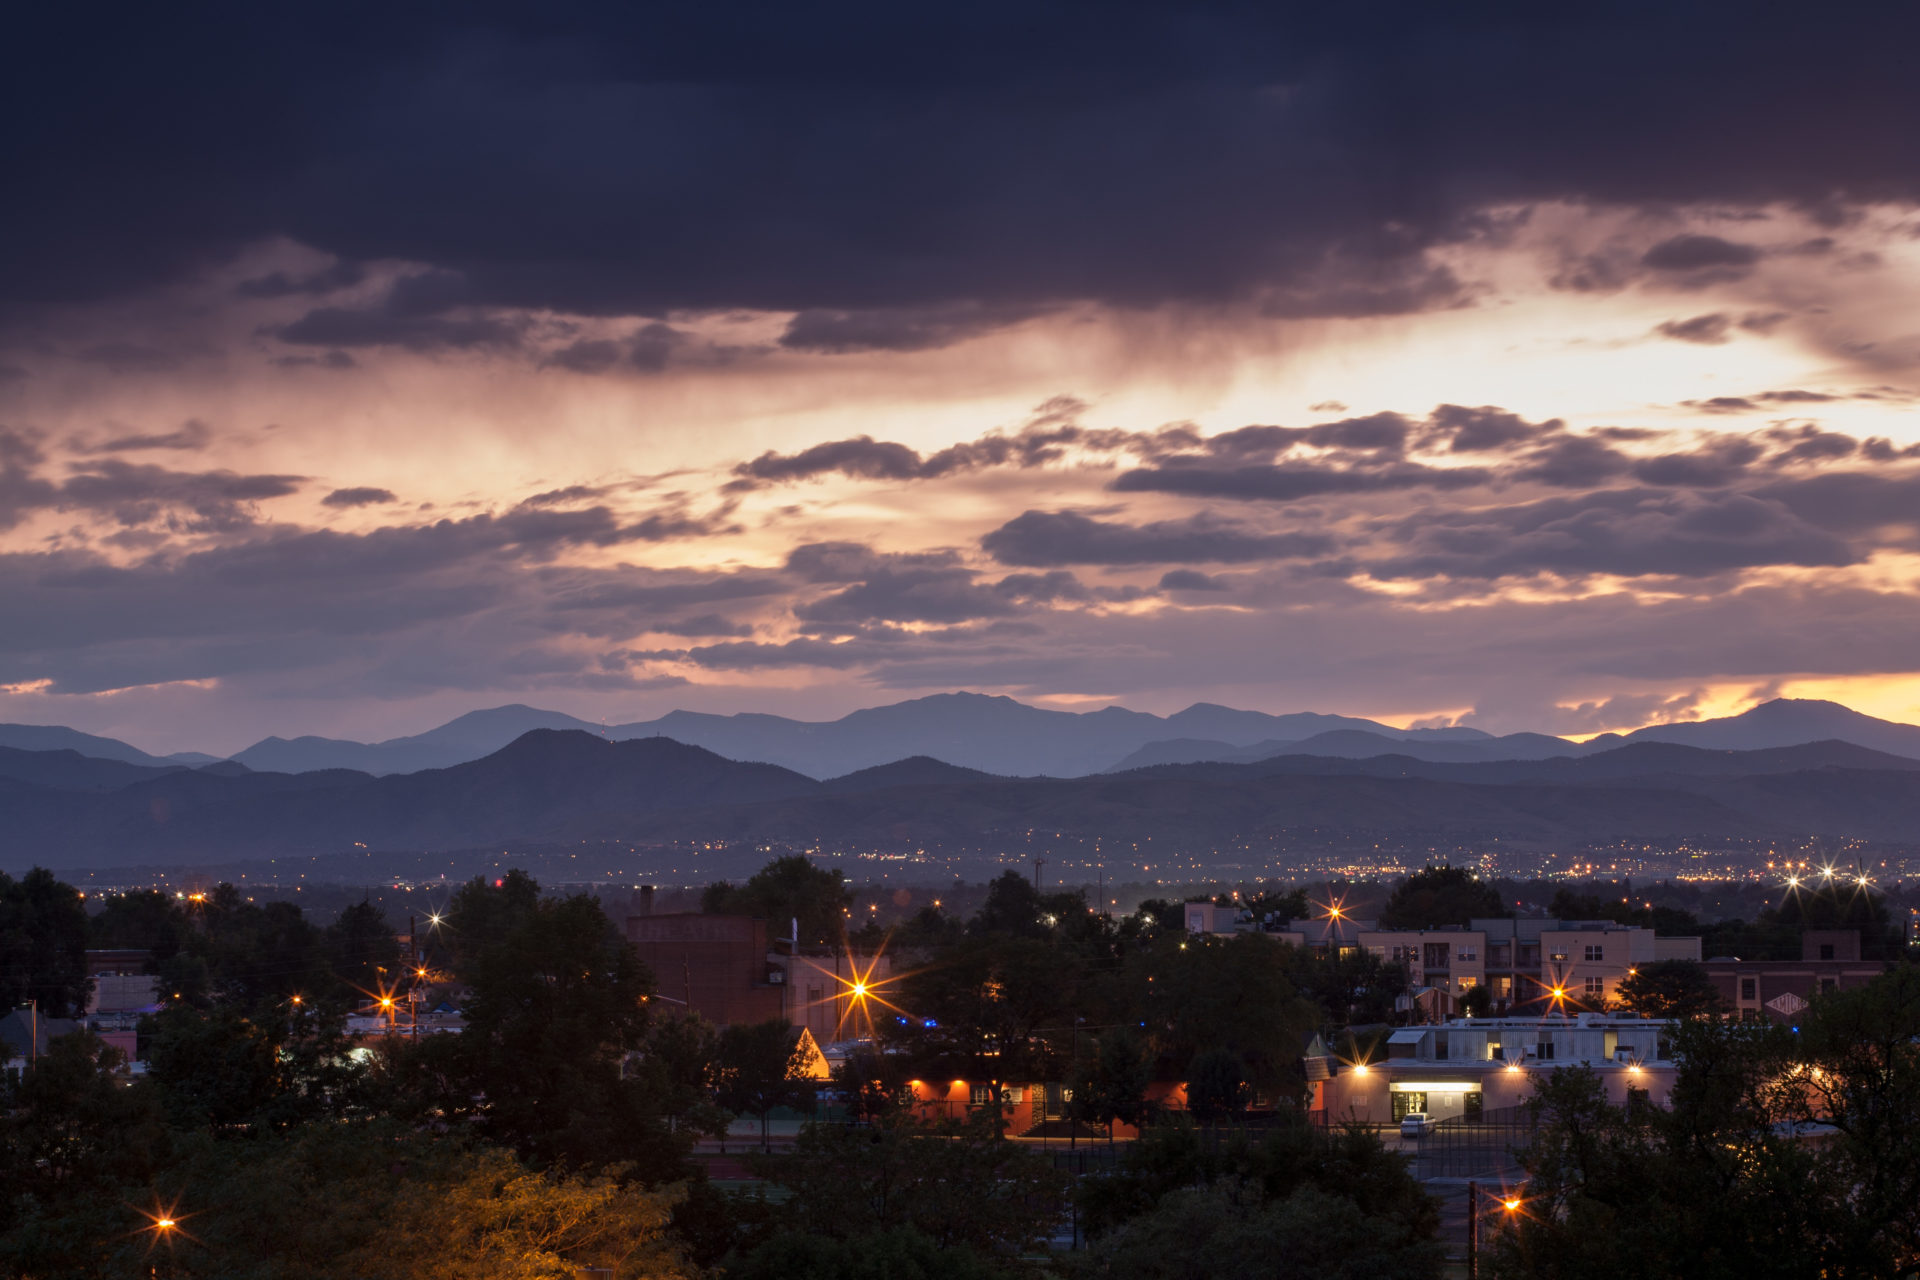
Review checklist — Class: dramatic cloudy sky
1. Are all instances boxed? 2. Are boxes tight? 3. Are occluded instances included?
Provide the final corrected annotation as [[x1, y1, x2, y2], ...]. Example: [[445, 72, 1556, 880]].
[[5, 4, 1920, 754]]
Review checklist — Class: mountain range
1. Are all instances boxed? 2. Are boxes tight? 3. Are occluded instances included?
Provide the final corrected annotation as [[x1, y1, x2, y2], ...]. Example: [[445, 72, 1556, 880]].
[[1, 726, 1917, 870], [9, 693, 1920, 780]]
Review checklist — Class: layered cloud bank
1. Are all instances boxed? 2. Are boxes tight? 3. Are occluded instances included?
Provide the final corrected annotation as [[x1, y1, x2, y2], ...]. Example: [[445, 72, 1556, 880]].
[[2, 5, 1919, 751]]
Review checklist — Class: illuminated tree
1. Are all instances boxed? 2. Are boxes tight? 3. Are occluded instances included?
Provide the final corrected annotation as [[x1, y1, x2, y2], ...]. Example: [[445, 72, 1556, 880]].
[[1614, 959, 1725, 1020]]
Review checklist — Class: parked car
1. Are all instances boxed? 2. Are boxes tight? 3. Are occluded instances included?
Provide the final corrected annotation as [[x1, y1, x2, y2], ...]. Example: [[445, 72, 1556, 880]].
[[1400, 1112, 1431, 1137]]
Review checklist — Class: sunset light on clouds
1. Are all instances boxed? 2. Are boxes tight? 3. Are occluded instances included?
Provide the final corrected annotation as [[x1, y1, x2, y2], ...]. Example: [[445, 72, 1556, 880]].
[[5, 6, 1920, 754]]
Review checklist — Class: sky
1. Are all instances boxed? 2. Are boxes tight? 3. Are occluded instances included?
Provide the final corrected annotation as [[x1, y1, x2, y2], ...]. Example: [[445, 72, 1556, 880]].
[[4, 3, 1920, 756]]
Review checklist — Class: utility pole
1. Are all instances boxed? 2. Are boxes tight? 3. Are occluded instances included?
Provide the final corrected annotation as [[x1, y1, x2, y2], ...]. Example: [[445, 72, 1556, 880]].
[[1467, 1180, 1479, 1279], [409, 915, 419, 1042]]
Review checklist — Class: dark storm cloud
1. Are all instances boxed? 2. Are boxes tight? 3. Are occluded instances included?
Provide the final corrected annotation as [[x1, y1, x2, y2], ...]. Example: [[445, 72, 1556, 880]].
[[982, 509, 1334, 566], [1420, 405, 1562, 453], [1762, 425, 1857, 467], [1654, 313, 1733, 344], [1627, 437, 1764, 487], [729, 403, 1188, 490], [6, 6, 1920, 338], [71, 420, 213, 453], [779, 303, 1047, 353], [543, 323, 687, 373], [320, 486, 398, 508], [55, 460, 307, 530], [1373, 489, 1857, 581], [1112, 459, 1493, 501], [274, 307, 527, 352], [1639, 235, 1762, 274], [1158, 569, 1230, 592], [648, 613, 754, 638]]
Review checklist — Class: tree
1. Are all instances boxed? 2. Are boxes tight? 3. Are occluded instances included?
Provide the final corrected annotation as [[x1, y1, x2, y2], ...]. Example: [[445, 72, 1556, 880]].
[[87, 888, 190, 958], [1379, 865, 1507, 929], [968, 870, 1050, 938], [1076, 1119, 1443, 1274], [703, 856, 854, 946], [422, 872, 680, 1172], [50, 1121, 695, 1280], [323, 899, 402, 1004], [727, 1225, 1000, 1280], [754, 1110, 1068, 1259], [640, 1012, 732, 1138], [1184, 1048, 1251, 1123], [1615, 959, 1725, 1019], [1070, 1025, 1156, 1141], [716, 1018, 815, 1151], [1487, 971, 1920, 1279], [830, 1041, 915, 1122], [0, 867, 92, 1016], [1084, 1180, 1444, 1280], [143, 1006, 285, 1131], [1141, 932, 1319, 1104], [896, 934, 1069, 1116]]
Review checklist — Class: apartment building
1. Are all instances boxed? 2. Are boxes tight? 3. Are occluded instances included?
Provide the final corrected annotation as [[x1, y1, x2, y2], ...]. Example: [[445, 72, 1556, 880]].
[[1190, 906, 1700, 1015], [1705, 930, 1884, 1023], [1316, 1012, 1677, 1123]]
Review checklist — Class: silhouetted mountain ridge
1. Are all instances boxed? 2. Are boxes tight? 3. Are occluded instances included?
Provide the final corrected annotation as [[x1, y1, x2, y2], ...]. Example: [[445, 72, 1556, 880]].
[[2, 729, 1918, 870]]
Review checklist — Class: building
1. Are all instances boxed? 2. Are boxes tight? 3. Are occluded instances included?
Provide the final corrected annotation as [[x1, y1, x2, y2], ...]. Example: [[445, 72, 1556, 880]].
[[623, 894, 892, 1036], [84, 949, 159, 1016], [1704, 930, 1885, 1023], [1317, 1012, 1678, 1123], [1190, 907, 1701, 1015]]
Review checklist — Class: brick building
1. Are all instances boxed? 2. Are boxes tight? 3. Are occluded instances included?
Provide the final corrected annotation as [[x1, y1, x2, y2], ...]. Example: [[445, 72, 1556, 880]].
[[1705, 930, 1885, 1023]]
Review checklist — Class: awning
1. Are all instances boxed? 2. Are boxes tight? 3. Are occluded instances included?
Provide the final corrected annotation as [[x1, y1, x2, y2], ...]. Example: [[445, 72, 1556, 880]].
[[1386, 1029, 1428, 1045]]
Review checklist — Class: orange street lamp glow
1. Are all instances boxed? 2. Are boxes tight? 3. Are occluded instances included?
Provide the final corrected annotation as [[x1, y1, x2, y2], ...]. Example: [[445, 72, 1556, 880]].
[[1504, 1198, 1521, 1213]]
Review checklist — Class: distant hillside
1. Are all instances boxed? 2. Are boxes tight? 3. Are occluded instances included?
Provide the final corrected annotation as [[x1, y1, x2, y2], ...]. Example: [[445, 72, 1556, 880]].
[[3, 730, 1918, 871], [231, 705, 602, 774], [1108, 728, 1582, 771], [0, 723, 216, 768], [221, 693, 1504, 779], [20, 692, 1920, 783], [1615, 698, 1920, 757]]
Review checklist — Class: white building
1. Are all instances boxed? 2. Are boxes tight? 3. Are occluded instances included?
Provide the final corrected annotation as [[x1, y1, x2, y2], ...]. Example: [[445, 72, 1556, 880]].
[[1316, 1012, 1677, 1124]]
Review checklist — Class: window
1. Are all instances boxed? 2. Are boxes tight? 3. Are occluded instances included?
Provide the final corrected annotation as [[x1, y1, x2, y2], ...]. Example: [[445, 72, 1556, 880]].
[[1491, 976, 1513, 999], [1584, 944, 1604, 962], [1464, 1091, 1484, 1119], [1391, 1091, 1426, 1121], [1584, 977, 1605, 998], [1536, 1041, 1555, 1061], [1423, 943, 1451, 969], [1456, 946, 1477, 962], [1819, 977, 1837, 994], [1819, 943, 1835, 961], [1740, 977, 1757, 1001]]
